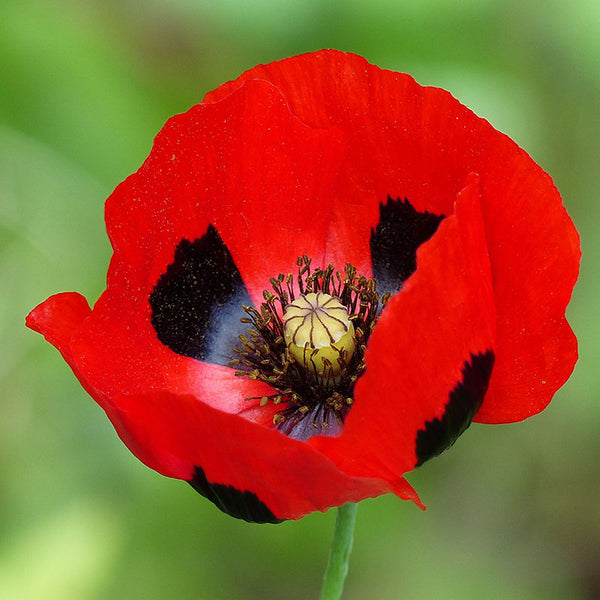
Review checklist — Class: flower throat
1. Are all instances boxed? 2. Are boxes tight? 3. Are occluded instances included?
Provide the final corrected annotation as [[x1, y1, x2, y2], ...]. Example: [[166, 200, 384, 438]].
[[230, 256, 388, 441]]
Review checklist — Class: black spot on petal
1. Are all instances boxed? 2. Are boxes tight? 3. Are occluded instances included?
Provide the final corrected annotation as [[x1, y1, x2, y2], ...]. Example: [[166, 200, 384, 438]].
[[416, 350, 495, 467], [370, 197, 445, 293], [149, 225, 252, 366], [189, 466, 283, 524]]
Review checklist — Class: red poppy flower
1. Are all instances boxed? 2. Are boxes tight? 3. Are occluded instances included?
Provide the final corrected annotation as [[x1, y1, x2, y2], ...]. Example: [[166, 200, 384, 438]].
[[27, 50, 579, 523]]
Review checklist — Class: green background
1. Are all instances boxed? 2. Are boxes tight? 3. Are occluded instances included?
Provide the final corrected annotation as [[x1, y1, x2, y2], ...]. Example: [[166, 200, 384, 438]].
[[2, 1, 598, 598]]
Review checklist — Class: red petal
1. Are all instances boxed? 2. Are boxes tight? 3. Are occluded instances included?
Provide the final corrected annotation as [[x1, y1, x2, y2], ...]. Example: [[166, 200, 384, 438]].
[[105, 388, 422, 520], [27, 293, 424, 519], [311, 174, 496, 477], [26, 292, 91, 374], [475, 161, 580, 422], [204, 51, 471, 215], [28, 290, 423, 518], [27, 291, 275, 423], [24, 79, 349, 427], [106, 78, 347, 309], [205, 50, 579, 421]]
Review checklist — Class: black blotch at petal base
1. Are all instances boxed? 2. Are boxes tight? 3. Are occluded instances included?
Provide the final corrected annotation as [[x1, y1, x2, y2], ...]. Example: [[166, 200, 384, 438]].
[[416, 350, 495, 467], [149, 225, 252, 366], [190, 466, 283, 524], [370, 197, 445, 294]]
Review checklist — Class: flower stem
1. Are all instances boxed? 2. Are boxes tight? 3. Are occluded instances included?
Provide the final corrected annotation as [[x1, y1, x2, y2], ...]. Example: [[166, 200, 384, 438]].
[[320, 503, 358, 600]]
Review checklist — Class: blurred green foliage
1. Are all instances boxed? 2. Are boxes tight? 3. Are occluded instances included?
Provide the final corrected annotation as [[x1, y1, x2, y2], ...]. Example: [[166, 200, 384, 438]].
[[2, 1, 599, 599]]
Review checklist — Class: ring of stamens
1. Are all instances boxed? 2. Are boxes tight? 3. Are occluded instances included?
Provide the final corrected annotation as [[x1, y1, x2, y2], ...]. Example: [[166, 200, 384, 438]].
[[230, 256, 389, 434]]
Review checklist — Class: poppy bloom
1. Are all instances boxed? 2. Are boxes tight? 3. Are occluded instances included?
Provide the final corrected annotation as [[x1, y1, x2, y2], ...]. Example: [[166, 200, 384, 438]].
[[27, 50, 579, 524]]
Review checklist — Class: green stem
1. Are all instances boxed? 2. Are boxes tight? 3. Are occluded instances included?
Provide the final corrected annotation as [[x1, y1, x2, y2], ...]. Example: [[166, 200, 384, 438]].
[[320, 503, 358, 600]]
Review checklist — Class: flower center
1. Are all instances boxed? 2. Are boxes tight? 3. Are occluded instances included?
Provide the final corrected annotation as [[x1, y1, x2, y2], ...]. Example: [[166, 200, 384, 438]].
[[283, 292, 355, 379], [231, 257, 387, 441]]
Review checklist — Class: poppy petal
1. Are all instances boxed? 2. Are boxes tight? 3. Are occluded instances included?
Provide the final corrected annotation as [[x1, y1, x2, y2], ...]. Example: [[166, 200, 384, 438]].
[[105, 78, 346, 313], [204, 50, 578, 422], [311, 174, 496, 478], [103, 388, 422, 522], [475, 162, 580, 422], [26, 291, 277, 423], [26, 292, 91, 369], [27, 296, 426, 521], [26, 79, 348, 420]]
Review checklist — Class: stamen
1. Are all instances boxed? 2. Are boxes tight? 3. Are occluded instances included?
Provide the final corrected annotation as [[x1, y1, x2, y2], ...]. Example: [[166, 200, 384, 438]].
[[230, 257, 386, 440]]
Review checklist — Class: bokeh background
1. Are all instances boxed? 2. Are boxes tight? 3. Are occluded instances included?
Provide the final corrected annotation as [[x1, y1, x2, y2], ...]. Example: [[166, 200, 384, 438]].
[[2, 1, 598, 599]]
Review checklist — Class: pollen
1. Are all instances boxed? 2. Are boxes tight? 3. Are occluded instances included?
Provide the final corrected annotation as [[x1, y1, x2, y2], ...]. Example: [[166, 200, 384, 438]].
[[283, 292, 356, 377]]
